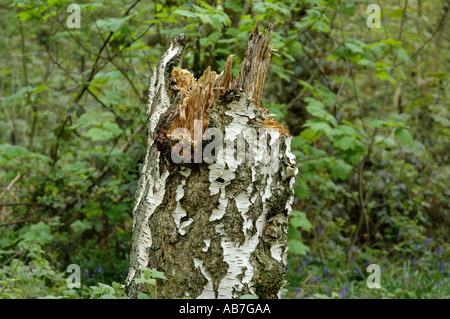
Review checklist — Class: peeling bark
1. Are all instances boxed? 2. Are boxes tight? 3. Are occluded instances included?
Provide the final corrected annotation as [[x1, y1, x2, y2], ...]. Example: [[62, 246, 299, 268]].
[[126, 23, 297, 299]]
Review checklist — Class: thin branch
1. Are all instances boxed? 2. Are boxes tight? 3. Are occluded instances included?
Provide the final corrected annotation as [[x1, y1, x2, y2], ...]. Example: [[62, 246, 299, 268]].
[[0, 219, 32, 227], [0, 174, 21, 201], [346, 0, 409, 269]]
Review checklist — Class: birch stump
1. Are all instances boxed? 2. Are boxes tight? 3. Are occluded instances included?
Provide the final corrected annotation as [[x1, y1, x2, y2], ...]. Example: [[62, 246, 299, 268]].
[[125, 22, 298, 299]]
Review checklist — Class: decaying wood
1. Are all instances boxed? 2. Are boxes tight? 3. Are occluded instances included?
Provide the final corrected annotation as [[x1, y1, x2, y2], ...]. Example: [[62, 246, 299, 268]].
[[126, 23, 296, 299]]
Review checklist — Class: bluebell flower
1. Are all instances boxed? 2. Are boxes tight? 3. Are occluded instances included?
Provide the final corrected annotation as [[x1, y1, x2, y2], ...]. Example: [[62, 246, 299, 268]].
[[94, 265, 104, 274], [315, 276, 322, 283], [122, 269, 127, 278], [438, 260, 445, 274], [339, 283, 349, 299], [307, 294, 312, 298], [294, 287, 301, 294], [436, 248, 442, 256], [297, 266, 303, 274], [84, 268, 89, 277], [365, 259, 371, 265], [353, 268, 359, 275], [322, 268, 331, 280], [286, 266, 290, 271], [412, 258, 418, 264], [316, 226, 323, 236]]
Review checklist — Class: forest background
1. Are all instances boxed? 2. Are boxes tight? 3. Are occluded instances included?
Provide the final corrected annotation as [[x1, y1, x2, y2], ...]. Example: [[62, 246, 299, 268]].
[[0, 0, 448, 299]]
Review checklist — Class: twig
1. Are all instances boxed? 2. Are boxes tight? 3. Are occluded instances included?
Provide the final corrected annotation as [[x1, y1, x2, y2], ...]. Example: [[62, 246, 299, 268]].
[[0, 202, 41, 207], [51, 0, 141, 164], [346, 0, 409, 269], [0, 174, 21, 201], [0, 219, 32, 227]]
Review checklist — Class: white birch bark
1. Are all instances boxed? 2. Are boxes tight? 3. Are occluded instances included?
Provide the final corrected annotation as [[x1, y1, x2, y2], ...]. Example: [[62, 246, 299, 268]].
[[126, 24, 297, 299]]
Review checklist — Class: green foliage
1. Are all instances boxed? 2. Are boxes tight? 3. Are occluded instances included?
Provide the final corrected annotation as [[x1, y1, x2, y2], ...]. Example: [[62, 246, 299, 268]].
[[133, 268, 168, 299]]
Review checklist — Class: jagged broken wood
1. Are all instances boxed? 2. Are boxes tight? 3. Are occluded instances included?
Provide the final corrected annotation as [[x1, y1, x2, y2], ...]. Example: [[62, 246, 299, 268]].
[[125, 22, 297, 299]]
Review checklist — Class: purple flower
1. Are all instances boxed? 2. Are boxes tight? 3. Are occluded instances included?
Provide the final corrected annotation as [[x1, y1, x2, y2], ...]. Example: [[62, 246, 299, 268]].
[[412, 258, 418, 264], [365, 259, 371, 265], [425, 237, 433, 247], [436, 248, 442, 256], [353, 268, 359, 275], [122, 269, 127, 278], [307, 294, 312, 298], [418, 284, 423, 290], [339, 283, 349, 299], [438, 260, 445, 274], [94, 265, 104, 274], [84, 269, 89, 277], [294, 287, 301, 294], [316, 226, 323, 236], [315, 276, 322, 283], [323, 268, 331, 280], [286, 266, 290, 271], [297, 266, 303, 274]]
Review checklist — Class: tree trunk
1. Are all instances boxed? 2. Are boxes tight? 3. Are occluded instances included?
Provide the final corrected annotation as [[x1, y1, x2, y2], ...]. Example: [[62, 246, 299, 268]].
[[125, 22, 297, 299]]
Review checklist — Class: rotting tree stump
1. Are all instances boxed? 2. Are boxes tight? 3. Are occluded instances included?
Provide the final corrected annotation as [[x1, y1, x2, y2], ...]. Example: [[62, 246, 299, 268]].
[[125, 22, 297, 299]]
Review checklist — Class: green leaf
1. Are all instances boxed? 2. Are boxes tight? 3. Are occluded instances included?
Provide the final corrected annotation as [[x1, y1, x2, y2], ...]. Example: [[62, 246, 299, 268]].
[[148, 269, 168, 280], [431, 114, 450, 127], [395, 128, 414, 146], [290, 211, 312, 231], [331, 159, 353, 181], [295, 179, 310, 200], [395, 48, 410, 63], [288, 239, 310, 256], [173, 9, 198, 18], [333, 136, 358, 151], [94, 16, 133, 33], [70, 220, 92, 234]]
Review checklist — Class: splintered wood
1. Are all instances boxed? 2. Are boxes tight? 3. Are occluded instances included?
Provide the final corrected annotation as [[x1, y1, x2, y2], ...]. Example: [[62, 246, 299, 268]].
[[166, 21, 289, 140]]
